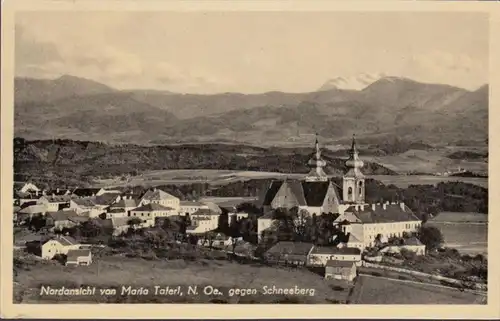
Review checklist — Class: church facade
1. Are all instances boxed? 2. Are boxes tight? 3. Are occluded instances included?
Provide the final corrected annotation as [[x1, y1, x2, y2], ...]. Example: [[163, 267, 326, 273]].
[[261, 136, 341, 216]]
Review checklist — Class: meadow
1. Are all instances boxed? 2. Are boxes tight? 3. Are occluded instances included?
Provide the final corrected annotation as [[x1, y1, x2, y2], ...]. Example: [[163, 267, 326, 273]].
[[426, 212, 488, 256], [94, 169, 488, 189], [14, 255, 346, 304], [351, 275, 485, 304]]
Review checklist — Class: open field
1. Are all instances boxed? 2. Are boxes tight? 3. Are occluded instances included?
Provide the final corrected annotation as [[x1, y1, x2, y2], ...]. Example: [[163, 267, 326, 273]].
[[424, 220, 488, 256], [430, 212, 488, 223], [365, 148, 487, 175], [14, 255, 347, 304], [351, 274, 485, 304], [94, 169, 488, 189]]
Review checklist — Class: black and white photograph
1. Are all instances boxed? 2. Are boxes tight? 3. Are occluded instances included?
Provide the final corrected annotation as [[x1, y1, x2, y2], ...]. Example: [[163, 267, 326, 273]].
[[3, 1, 497, 315]]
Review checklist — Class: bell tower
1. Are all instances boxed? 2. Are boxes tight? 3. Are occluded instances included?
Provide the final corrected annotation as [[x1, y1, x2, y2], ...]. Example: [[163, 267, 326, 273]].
[[305, 134, 328, 182], [343, 134, 365, 203]]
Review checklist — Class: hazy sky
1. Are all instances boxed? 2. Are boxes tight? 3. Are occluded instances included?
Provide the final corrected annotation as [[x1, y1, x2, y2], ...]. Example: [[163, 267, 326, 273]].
[[15, 11, 489, 93]]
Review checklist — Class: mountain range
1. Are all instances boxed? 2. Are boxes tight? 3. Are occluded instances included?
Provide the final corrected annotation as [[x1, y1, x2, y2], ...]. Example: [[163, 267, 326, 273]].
[[14, 75, 488, 147]]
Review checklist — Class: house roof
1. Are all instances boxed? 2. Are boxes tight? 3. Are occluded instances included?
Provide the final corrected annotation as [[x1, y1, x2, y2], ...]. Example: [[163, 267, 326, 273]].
[[310, 246, 361, 255], [72, 198, 97, 207], [108, 208, 126, 214], [45, 189, 71, 196], [68, 215, 90, 224], [46, 210, 79, 222], [302, 181, 331, 206], [44, 235, 79, 246], [352, 203, 420, 223], [132, 203, 174, 212], [42, 195, 72, 203], [267, 242, 313, 256], [326, 260, 356, 268], [261, 179, 339, 208], [72, 188, 103, 197], [347, 233, 362, 244], [93, 193, 121, 206], [66, 249, 91, 260], [112, 199, 138, 208], [19, 204, 46, 214], [141, 189, 178, 201], [191, 208, 219, 216]]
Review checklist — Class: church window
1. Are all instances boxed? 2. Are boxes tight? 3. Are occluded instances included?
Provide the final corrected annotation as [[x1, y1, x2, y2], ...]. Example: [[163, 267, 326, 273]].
[[348, 187, 353, 199], [358, 181, 363, 196]]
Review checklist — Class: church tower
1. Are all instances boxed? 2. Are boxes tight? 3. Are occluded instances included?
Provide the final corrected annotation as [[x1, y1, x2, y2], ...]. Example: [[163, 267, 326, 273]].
[[343, 134, 365, 203], [305, 134, 328, 182]]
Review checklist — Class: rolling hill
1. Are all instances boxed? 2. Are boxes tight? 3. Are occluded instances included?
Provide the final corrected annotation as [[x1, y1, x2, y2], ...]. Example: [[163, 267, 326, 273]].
[[13, 75, 488, 146]]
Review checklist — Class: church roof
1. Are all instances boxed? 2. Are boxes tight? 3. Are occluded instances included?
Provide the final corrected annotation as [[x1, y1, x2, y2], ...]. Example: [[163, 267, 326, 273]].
[[261, 179, 339, 208]]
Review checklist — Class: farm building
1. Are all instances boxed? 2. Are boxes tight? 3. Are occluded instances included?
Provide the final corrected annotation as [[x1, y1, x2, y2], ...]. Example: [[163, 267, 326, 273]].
[[66, 249, 92, 266], [325, 260, 357, 281], [265, 241, 314, 266], [308, 246, 362, 267], [41, 235, 81, 260]]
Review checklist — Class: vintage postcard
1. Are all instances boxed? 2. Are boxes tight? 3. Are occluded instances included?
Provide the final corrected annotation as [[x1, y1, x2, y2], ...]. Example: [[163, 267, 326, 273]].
[[1, 0, 499, 319]]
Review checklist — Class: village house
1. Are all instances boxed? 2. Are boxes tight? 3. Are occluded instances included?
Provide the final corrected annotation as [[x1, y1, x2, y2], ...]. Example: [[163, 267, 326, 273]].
[[186, 209, 220, 233], [110, 198, 138, 213], [65, 249, 92, 266], [228, 211, 249, 224], [129, 203, 177, 220], [379, 236, 426, 256], [72, 188, 106, 198], [45, 210, 88, 231], [106, 208, 128, 219], [69, 198, 108, 218], [43, 188, 72, 196], [139, 188, 180, 211], [14, 182, 41, 194], [325, 260, 357, 281], [111, 217, 131, 236], [18, 204, 47, 219], [308, 246, 362, 267], [179, 200, 210, 215], [41, 235, 81, 260], [265, 242, 314, 266], [37, 195, 71, 212]]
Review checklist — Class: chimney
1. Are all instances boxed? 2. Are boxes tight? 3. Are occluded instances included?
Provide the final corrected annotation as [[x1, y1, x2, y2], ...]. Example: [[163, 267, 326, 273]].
[[382, 203, 387, 210], [57, 188, 60, 193], [400, 202, 405, 212], [360, 205, 365, 211], [355, 205, 359, 211], [371, 204, 376, 211]]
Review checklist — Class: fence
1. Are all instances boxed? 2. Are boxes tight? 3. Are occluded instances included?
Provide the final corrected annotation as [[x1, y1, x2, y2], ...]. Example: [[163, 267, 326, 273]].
[[362, 261, 487, 291]]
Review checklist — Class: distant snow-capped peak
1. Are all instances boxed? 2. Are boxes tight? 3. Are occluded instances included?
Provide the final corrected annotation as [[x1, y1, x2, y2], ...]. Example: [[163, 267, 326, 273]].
[[318, 73, 387, 91]]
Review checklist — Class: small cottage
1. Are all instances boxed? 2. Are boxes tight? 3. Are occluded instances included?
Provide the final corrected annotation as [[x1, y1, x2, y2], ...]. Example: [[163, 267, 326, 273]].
[[325, 260, 357, 281], [41, 235, 81, 260], [308, 246, 362, 267], [66, 249, 92, 266]]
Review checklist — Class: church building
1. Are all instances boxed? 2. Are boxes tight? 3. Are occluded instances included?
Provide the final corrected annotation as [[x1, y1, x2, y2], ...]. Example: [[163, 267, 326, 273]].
[[261, 135, 341, 216]]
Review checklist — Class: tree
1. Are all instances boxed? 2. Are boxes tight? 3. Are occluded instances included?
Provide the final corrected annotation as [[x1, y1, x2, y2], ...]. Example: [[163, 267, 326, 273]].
[[217, 212, 229, 234], [127, 217, 143, 232], [418, 225, 444, 252]]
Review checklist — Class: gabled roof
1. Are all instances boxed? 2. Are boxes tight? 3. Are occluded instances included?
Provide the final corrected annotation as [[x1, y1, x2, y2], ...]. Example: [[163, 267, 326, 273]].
[[131, 203, 174, 212], [42, 195, 72, 203], [67, 249, 91, 260], [93, 193, 120, 206], [72, 188, 103, 197], [326, 260, 356, 268], [261, 179, 339, 208], [72, 198, 97, 207], [267, 242, 313, 256], [19, 204, 46, 214], [46, 210, 79, 222], [352, 203, 420, 223], [44, 235, 79, 246], [112, 199, 138, 208], [310, 246, 361, 255], [302, 181, 330, 206], [141, 189, 178, 201]]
